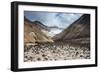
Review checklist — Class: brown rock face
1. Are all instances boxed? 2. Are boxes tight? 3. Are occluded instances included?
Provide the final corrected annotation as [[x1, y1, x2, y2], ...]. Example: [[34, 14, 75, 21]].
[[24, 17, 53, 44]]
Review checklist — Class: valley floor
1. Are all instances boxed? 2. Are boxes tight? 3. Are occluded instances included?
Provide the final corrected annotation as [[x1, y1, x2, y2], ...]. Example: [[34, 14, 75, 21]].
[[24, 42, 90, 62]]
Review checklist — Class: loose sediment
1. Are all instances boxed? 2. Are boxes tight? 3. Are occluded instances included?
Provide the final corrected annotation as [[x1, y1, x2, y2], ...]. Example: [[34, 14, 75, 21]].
[[24, 42, 90, 62]]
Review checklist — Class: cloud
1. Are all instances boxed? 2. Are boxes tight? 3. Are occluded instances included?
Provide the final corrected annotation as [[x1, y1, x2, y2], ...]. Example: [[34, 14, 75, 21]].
[[24, 11, 82, 29]]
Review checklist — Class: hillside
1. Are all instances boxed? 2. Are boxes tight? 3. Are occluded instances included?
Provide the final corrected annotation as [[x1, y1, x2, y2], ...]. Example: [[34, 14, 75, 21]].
[[53, 14, 90, 46], [24, 17, 53, 44]]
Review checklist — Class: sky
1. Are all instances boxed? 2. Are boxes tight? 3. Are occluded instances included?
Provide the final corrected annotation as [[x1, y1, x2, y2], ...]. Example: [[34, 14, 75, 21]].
[[24, 11, 83, 29]]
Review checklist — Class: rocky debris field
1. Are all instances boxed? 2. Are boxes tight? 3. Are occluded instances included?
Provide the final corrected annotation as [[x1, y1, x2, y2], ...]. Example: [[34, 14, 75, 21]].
[[24, 42, 90, 62]]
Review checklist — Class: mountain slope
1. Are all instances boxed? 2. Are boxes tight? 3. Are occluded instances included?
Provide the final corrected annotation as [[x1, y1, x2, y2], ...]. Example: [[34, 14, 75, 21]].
[[24, 17, 53, 44], [53, 14, 90, 45]]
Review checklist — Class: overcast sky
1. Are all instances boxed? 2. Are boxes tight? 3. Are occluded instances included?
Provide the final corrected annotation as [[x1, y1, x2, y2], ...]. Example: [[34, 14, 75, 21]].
[[24, 11, 83, 29]]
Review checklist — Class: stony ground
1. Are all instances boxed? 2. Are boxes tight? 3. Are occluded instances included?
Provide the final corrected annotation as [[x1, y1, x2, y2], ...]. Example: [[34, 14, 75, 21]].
[[24, 42, 90, 62]]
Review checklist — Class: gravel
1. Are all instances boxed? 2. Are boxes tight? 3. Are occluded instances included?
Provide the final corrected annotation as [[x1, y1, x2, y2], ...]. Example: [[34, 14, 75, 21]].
[[24, 42, 90, 62]]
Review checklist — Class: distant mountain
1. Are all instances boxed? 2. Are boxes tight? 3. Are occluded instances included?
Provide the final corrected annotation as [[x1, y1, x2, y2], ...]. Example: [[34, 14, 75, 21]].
[[48, 26, 64, 30], [32, 21, 50, 31], [53, 14, 90, 45], [44, 26, 63, 37], [24, 17, 53, 44], [24, 17, 50, 31]]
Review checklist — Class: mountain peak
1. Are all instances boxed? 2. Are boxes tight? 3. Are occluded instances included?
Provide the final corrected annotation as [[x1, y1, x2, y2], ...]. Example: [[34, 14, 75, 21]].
[[33, 21, 43, 25], [32, 21, 50, 31]]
